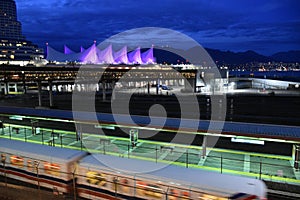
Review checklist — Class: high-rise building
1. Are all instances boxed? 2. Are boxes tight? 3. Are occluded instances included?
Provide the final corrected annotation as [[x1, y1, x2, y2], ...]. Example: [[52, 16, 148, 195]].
[[0, 0, 23, 40], [0, 0, 43, 65]]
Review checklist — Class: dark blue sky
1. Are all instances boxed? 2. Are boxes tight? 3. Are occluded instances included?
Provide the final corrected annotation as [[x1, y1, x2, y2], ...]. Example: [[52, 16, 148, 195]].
[[16, 0, 300, 55]]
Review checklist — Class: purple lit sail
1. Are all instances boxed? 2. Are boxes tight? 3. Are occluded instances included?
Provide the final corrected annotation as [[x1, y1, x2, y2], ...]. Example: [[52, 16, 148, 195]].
[[80, 43, 101, 64], [46, 43, 155, 65], [113, 46, 128, 64], [98, 44, 114, 64], [141, 47, 155, 64], [64, 45, 75, 54], [128, 47, 143, 64]]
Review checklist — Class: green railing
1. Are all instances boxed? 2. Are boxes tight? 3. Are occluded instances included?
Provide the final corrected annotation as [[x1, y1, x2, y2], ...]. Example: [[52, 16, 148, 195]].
[[1, 123, 299, 185]]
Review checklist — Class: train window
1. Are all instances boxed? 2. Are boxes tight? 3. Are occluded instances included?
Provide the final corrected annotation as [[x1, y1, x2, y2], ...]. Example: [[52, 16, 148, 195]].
[[168, 188, 190, 199], [118, 178, 130, 194], [27, 160, 36, 171], [10, 155, 24, 168], [1, 153, 6, 164], [44, 162, 60, 176], [86, 171, 107, 187], [169, 188, 180, 199], [200, 194, 228, 200], [168, 188, 190, 200], [181, 191, 190, 199], [136, 181, 163, 199]]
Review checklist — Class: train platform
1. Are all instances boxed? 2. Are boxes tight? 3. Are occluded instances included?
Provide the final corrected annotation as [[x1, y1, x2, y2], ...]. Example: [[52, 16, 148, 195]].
[[1, 122, 299, 186]]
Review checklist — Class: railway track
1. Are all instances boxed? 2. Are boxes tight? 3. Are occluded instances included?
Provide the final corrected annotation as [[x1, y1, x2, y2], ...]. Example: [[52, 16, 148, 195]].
[[268, 189, 300, 200]]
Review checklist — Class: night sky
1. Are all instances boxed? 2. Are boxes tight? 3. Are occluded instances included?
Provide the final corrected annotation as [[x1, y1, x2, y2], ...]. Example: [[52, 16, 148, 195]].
[[16, 0, 300, 55]]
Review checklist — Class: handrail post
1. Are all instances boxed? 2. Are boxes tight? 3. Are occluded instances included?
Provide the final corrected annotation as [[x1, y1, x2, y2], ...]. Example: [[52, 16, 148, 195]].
[[128, 144, 130, 158], [155, 146, 158, 163], [41, 130, 44, 145], [25, 128, 27, 142], [186, 149, 189, 168], [60, 135, 63, 148], [259, 161, 262, 180], [221, 155, 223, 174]]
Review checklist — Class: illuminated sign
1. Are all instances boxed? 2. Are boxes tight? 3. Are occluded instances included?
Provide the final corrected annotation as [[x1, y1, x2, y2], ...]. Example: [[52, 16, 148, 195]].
[[231, 137, 264, 145], [94, 125, 115, 130], [9, 115, 23, 120]]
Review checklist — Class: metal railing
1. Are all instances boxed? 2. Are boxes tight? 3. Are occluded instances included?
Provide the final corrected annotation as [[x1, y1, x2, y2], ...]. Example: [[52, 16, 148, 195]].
[[1, 124, 299, 184]]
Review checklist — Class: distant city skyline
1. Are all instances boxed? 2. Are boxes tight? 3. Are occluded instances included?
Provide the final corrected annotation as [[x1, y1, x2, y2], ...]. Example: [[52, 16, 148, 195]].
[[15, 0, 300, 56]]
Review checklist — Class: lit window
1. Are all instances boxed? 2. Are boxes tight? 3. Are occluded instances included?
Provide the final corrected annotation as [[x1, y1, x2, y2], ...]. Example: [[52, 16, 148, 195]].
[[44, 162, 60, 176], [136, 181, 163, 198], [27, 160, 34, 171], [10, 155, 24, 168], [86, 171, 107, 186]]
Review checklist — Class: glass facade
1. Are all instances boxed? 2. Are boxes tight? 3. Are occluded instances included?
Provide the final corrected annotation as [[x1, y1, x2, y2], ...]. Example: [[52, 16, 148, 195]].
[[0, 0, 43, 61], [0, 0, 24, 40]]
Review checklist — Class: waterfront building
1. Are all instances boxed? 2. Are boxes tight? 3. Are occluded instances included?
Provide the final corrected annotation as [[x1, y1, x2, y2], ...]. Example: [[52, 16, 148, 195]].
[[46, 43, 155, 65]]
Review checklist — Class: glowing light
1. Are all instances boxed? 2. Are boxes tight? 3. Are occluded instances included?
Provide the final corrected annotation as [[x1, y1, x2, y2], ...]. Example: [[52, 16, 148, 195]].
[[231, 137, 265, 145], [98, 44, 114, 64], [80, 46, 85, 53], [114, 46, 128, 64], [141, 47, 155, 64], [128, 47, 143, 64], [80, 43, 100, 64], [46, 44, 155, 65], [64, 45, 75, 54]]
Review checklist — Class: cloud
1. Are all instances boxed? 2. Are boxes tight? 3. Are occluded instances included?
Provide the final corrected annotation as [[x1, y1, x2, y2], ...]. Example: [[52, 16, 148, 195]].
[[15, 0, 300, 55]]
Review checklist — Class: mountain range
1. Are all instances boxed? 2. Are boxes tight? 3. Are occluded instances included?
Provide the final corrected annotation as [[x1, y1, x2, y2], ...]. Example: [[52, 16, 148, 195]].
[[152, 47, 300, 65]]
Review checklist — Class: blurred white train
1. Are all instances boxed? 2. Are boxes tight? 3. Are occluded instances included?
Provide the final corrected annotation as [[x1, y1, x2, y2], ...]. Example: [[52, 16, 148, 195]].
[[0, 138, 267, 200]]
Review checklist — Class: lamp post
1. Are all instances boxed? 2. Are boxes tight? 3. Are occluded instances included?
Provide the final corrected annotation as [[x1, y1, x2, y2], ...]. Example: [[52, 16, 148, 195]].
[[22, 71, 26, 94]]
